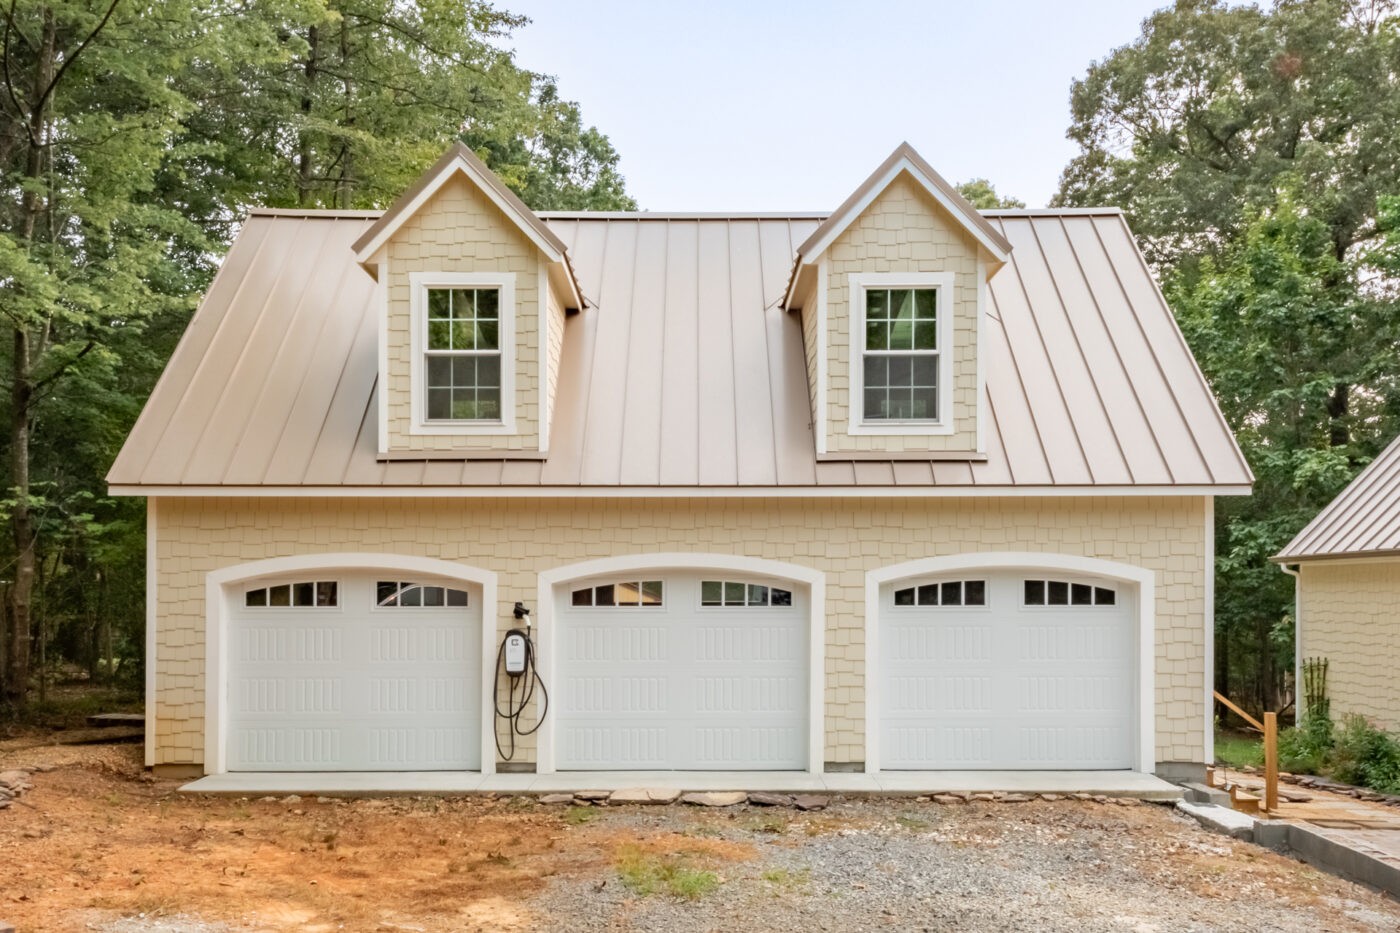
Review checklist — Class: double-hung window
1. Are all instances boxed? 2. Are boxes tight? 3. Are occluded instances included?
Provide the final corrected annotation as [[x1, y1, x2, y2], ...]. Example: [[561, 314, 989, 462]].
[[848, 271, 954, 432], [426, 287, 500, 421], [410, 272, 515, 433]]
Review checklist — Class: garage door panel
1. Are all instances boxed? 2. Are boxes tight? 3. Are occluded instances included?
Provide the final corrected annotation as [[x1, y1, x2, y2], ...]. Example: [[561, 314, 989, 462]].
[[228, 574, 482, 772], [556, 574, 808, 771], [881, 571, 1135, 770]]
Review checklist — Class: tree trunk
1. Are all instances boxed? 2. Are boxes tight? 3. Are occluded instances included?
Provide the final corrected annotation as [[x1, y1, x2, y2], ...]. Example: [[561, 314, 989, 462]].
[[297, 25, 319, 206], [3, 7, 56, 710], [1326, 382, 1350, 448]]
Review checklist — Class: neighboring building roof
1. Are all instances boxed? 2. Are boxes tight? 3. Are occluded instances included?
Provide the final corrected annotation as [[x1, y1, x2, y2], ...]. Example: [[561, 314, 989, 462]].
[[1275, 434, 1400, 562], [106, 206, 1253, 491]]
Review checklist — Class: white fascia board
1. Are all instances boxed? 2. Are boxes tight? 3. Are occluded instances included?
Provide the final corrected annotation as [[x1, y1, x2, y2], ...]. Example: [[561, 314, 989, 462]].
[[108, 484, 1254, 499], [353, 156, 564, 266], [800, 157, 1013, 267]]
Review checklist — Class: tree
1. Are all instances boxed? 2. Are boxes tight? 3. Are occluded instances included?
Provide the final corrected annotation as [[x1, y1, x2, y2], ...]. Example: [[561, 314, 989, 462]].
[[1056, 0, 1400, 713], [955, 178, 1025, 210]]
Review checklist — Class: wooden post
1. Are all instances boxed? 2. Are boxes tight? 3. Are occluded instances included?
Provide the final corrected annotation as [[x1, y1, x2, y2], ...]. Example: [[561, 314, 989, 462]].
[[1264, 711, 1279, 812]]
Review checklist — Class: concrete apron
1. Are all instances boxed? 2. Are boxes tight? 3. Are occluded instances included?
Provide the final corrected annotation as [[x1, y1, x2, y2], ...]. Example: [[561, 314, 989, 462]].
[[180, 769, 1183, 800]]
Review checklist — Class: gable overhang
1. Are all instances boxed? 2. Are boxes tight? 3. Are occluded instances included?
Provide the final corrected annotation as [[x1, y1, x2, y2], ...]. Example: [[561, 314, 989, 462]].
[[782, 144, 1014, 310], [351, 142, 583, 309]]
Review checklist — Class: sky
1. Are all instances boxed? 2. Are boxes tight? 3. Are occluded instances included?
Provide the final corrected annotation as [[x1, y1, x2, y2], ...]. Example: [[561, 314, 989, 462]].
[[502, 0, 1169, 211]]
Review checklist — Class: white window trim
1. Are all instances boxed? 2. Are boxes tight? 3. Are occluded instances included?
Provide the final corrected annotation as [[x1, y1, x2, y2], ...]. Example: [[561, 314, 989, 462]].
[[846, 271, 955, 436], [408, 271, 517, 435]]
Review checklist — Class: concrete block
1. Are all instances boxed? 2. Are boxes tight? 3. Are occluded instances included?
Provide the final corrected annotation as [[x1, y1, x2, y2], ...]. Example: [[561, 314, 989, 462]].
[[1176, 800, 1255, 841]]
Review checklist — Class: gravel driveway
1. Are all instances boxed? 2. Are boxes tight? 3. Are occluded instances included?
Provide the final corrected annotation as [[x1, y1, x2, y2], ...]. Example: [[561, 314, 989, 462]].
[[528, 799, 1400, 932]]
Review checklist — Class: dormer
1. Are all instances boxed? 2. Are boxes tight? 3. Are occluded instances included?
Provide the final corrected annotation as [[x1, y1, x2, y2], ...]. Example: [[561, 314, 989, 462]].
[[352, 143, 582, 458], [784, 143, 1011, 458]]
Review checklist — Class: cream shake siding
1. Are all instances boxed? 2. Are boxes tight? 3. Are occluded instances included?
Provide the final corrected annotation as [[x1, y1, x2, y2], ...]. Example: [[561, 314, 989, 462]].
[[822, 172, 980, 454], [151, 494, 1209, 768], [383, 172, 543, 452], [1296, 560, 1400, 730]]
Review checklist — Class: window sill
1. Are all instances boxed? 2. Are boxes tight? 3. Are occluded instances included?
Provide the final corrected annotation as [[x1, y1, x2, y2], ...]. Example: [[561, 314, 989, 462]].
[[407, 418, 518, 437], [848, 419, 957, 437]]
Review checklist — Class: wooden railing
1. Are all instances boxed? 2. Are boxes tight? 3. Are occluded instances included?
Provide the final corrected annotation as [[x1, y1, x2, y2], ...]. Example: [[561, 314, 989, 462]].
[[1214, 690, 1278, 812]]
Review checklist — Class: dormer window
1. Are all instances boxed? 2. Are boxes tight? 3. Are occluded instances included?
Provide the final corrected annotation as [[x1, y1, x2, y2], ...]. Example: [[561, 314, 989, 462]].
[[408, 271, 516, 435], [848, 272, 954, 435]]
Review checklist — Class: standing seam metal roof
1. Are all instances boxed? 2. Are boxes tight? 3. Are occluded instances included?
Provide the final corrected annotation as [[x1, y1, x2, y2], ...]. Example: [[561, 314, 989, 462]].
[[1275, 434, 1400, 562], [106, 208, 1253, 489]]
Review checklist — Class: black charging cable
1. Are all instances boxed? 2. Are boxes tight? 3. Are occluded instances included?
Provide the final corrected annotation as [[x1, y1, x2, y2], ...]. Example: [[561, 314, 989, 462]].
[[493, 607, 549, 762]]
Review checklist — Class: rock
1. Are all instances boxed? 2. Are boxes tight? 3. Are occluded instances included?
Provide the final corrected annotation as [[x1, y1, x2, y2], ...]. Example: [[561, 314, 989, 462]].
[[933, 794, 965, 805], [969, 793, 996, 802], [281, 795, 302, 804], [258, 796, 278, 803], [1071, 793, 1094, 801], [1092, 795, 1109, 804], [539, 793, 575, 805], [316, 797, 334, 804], [1001, 794, 1032, 803], [0, 799, 10, 810], [609, 788, 680, 806], [0, 771, 30, 790], [574, 790, 611, 802], [1040, 794, 1063, 802], [793, 795, 830, 811], [681, 791, 747, 807], [747, 792, 794, 807], [0, 920, 14, 933], [31, 764, 54, 773]]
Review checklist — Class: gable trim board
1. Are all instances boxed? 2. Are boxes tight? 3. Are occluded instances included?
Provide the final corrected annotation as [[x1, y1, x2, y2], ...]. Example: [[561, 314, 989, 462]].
[[201, 552, 500, 777], [145, 499, 157, 768], [863, 552, 1156, 774], [116, 485, 1250, 498], [533, 552, 827, 775]]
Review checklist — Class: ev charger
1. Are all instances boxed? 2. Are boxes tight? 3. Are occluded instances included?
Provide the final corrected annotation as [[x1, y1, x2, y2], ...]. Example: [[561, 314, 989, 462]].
[[503, 631, 528, 676]]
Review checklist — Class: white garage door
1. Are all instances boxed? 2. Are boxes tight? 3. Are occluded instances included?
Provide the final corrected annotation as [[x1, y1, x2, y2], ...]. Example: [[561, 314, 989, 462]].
[[228, 573, 482, 771], [881, 571, 1135, 770], [556, 573, 808, 770]]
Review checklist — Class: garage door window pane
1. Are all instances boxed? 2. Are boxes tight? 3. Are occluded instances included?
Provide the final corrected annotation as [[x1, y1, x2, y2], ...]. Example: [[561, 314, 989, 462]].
[[572, 587, 594, 607], [293, 582, 315, 606], [1094, 587, 1116, 605], [941, 581, 962, 605], [1047, 581, 1069, 605], [245, 588, 267, 607], [642, 581, 664, 606], [963, 580, 986, 606], [571, 581, 664, 607], [770, 588, 792, 607], [748, 585, 769, 606], [269, 584, 291, 607], [421, 585, 445, 607], [1071, 583, 1093, 606], [1024, 579, 1117, 608], [316, 582, 338, 607], [702, 580, 793, 608], [594, 584, 616, 606], [701, 581, 722, 606]]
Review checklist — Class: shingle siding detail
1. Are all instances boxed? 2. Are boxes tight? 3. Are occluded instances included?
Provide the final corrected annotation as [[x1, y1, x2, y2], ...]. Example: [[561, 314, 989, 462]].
[[151, 495, 1209, 769], [383, 173, 542, 452], [1298, 560, 1400, 729], [823, 173, 980, 453]]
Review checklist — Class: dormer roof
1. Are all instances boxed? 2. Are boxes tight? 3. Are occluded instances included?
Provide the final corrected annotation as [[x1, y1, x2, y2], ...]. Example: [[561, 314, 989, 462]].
[[783, 142, 1014, 308]]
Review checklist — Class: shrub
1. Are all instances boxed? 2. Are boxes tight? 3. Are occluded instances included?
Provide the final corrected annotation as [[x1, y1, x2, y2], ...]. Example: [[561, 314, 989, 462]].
[[1329, 715, 1400, 794], [1278, 710, 1334, 775]]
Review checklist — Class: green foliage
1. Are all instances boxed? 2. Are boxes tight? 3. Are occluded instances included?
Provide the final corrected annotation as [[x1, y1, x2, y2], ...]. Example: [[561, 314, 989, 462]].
[[1215, 730, 1264, 769], [1278, 709, 1334, 775], [614, 845, 720, 900], [1058, 0, 1400, 712], [1329, 715, 1400, 793], [954, 178, 1025, 210]]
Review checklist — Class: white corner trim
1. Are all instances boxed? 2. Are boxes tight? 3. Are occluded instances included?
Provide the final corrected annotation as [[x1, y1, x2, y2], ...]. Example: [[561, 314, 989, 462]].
[[353, 155, 564, 265], [846, 272, 956, 437], [863, 551, 1156, 774], [538, 266, 551, 454], [1281, 561, 1302, 721], [975, 260, 988, 455], [375, 266, 389, 455], [535, 553, 826, 776], [202, 553, 499, 777], [144, 498, 157, 768], [407, 271, 517, 436], [800, 157, 1012, 265], [815, 260, 828, 456], [1204, 496, 1216, 764]]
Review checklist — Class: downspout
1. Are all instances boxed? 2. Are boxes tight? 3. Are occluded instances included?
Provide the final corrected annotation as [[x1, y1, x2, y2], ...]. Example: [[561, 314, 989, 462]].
[[1281, 563, 1302, 721]]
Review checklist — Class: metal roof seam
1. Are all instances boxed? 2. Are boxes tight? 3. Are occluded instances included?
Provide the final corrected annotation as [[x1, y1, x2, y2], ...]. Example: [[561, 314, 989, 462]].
[[983, 272, 1055, 484], [572, 218, 616, 482], [1052, 215, 1170, 484], [993, 216, 1095, 483], [1026, 216, 1134, 483], [215, 216, 344, 485], [984, 392, 1018, 485], [1304, 446, 1400, 555], [158, 216, 296, 483], [757, 222, 781, 484], [1099, 214, 1252, 484]]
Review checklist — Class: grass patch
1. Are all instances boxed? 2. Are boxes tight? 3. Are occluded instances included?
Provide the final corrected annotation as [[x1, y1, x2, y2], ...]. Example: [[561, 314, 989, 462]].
[[761, 867, 810, 889], [895, 815, 930, 831], [615, 845, 720, 900], [563, 805, 599, 825], [1215, 729, 1263, 768], [743, 812, 789, 835]]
